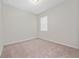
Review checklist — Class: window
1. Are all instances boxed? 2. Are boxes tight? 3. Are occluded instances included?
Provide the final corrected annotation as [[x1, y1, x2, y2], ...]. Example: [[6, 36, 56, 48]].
[[40, 16, 48, 31]]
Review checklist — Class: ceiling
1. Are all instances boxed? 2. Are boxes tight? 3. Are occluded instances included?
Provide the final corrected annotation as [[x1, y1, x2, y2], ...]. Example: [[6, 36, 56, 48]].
[[3, 0, 65, 14]]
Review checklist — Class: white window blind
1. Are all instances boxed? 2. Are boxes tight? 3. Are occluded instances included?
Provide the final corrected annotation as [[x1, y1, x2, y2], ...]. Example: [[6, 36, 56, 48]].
[[40, 16, 48, 31]]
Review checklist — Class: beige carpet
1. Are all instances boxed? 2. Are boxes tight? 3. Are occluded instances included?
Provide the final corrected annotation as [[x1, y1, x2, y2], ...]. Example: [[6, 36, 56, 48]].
[[1, 38, 79, 58]]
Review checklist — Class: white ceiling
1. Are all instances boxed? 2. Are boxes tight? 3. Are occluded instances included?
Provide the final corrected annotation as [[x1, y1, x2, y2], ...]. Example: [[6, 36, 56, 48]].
[[3, 0, 64, 14]]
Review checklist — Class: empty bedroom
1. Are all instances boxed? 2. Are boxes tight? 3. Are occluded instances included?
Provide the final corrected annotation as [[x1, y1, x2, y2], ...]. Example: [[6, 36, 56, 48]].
[[0, 0, 79, 58]]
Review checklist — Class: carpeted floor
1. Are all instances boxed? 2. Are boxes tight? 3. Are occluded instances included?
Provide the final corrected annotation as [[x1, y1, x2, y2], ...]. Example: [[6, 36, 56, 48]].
[[1, 38, 79, 58]]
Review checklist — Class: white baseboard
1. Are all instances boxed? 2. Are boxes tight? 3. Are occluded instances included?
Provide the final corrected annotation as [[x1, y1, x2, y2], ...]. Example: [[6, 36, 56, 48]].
[[39, 37, 79, 49], [4, 37, 38, 46]]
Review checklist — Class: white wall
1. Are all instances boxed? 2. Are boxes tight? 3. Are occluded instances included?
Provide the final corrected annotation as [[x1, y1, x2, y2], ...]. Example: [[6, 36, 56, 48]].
[[0, 0, 3, 56], [3, 4, 37, 44], [78, 0, 79, 41], [38, 0, 79, 49]]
